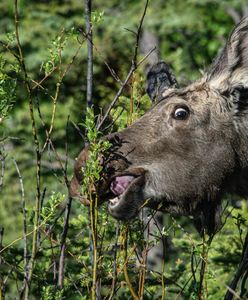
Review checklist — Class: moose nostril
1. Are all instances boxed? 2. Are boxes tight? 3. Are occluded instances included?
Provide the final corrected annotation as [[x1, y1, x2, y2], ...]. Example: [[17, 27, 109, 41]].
[[107, 133, 121, 146]]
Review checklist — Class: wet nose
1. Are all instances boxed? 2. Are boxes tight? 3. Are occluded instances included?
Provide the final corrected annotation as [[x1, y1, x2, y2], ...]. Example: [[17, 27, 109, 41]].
[[106, 132, 122, 147]]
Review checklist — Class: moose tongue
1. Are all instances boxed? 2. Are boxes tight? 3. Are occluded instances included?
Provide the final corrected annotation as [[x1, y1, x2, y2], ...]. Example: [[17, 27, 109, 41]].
[[110, 176, 134, 196]]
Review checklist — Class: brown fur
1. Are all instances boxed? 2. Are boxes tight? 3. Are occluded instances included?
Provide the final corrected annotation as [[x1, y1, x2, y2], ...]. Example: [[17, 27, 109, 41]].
[[70, 17, 248, 234]]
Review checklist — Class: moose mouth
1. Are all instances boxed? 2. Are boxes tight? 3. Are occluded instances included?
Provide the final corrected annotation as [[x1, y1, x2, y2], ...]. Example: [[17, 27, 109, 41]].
[[107, 169, 146, 220], [110, 175, 135, 202]]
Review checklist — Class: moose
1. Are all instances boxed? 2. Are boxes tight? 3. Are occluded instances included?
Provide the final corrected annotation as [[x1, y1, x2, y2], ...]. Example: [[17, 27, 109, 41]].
[[69, 17, 248, 298], [70, 16, 248, 234]]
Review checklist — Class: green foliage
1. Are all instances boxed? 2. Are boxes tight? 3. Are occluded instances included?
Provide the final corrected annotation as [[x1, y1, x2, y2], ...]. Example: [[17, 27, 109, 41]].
[[0, 0, 248, 299], [0, 56, 17, 120], [81, 107, 111, 195], [41, 286, 64, 300], [168, 204, 248, 299], [41, 192, 65, 223], [92, 10, 104, 25], [110, 74, 151, 130], [43, 34, 67, 75]]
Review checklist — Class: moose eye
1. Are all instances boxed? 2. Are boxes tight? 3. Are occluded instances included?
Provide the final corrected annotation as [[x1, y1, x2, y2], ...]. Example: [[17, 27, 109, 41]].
[[173, 107, 189, 120]]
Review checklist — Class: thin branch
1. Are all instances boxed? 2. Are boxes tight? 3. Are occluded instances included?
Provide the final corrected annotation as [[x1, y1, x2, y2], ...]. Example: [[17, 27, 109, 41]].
[[133, 0, 149, 68], [138, 212, 149, 299], [40, 82, 60, 153], [40, 43, 84, 154], [78, 24, 122, 83], [108, 223, 120, 300], [84, 2, 102, 299], [96, 47, 156, 131], [57, 115, 72, 289], [31, 67, 58, 90], [225, 286, 243, 300], [0, 150, 6, 191], [0, 40, 20, 61], [71, 120, 85, 139], [0, 227, 5, 298], [84, 0, 93, 108], [12, 159, 28, 296], [136, 46, 156, 68], [103, 107, 125, 132], [64, 116, 70, 180], [0, 227, 3, 253], [47, 139, 72, 288], [96, 0, 152, 131], [122, 226, 139, 300], [47, 139, 70, 187], [96, 67, 134, 130], [14, 1, 42, 298], [57, 196, 73, 289], [198, 232, 210, 300]]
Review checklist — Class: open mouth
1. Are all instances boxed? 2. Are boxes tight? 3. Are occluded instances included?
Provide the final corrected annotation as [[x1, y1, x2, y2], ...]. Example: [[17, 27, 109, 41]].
[[107, 170, 146, 220], [109, 175, 135, 206]]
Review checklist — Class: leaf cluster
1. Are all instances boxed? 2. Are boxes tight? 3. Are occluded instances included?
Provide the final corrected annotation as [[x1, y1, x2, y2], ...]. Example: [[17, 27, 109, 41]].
[[81, 107, 111, 195], [0, 56, 18, 121]]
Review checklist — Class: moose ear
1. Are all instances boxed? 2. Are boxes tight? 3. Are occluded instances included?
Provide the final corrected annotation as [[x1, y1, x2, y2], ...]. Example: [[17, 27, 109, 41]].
[[146, 61, 178, 102], [207, 17, 248, 92]]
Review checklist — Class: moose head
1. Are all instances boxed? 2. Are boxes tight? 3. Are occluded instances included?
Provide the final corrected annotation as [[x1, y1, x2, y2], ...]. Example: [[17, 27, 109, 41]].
[[70, 17, 248, 234]]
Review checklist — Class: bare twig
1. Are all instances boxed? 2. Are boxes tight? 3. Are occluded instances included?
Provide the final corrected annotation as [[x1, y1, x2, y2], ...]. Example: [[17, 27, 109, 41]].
[[64, 116, 70, 181], [108, 223, 120, 300], [78, 25, 121, 83], [96, 67, 135, 131], [225, 286, 243, 300], [47, 139, 70, 187], [122, 225, 139, 300], [89, 191, 99, 300], [190, 246, 197, 284], [41, 126, 72, 290], [84, 1, 101, 299], [84, 0, 93, 108], [12, 159, 28, 295], [0, 228, 3, 254], [57, 196, 73, 289], [48, 31, 85, 294], [30, 47, 79, 294], [0, 41, 19, 61], [0, 227, 4, 299], [0, 150, 5, 191], [138, 213, 149, 300], [71, 120, 85, 139], [31, 67, 58, 90], [41, 82, 60, 152], [133, 0, 149, 68], [103, 107, 125, 132], [96, 0, 152, 131], [198, 232, 209, 300], [14, 1, 42, 298], [40, 42, 84, 154], [96, 47, 156, 131]]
